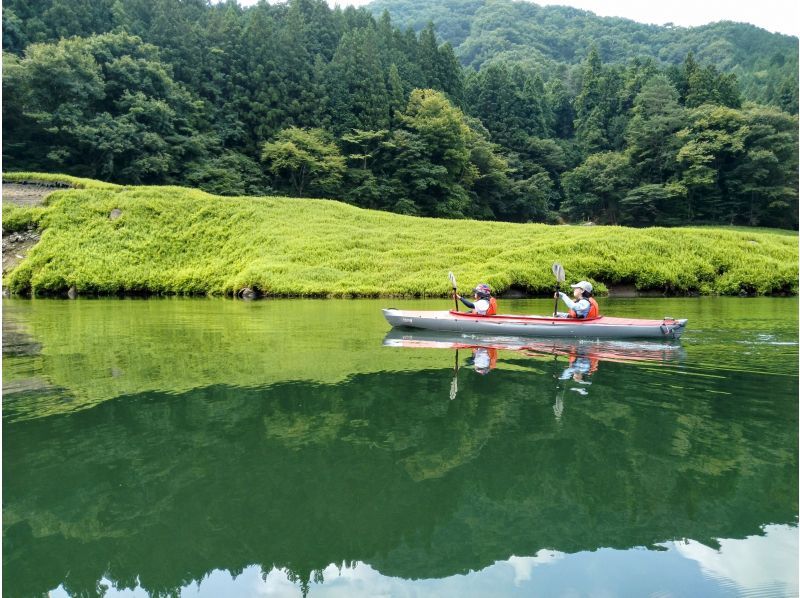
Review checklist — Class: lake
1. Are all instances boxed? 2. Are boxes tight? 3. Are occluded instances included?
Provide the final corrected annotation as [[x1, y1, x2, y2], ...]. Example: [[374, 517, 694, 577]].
[[2, 297, 798, 597]]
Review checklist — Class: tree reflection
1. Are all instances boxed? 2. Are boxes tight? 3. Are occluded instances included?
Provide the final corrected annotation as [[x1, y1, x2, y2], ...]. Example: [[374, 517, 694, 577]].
[[4, 354, 796, 596]]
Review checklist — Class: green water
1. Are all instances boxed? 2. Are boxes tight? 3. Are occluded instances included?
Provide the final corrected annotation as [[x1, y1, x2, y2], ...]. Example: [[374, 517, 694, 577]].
[[2, 297, 798, 597]]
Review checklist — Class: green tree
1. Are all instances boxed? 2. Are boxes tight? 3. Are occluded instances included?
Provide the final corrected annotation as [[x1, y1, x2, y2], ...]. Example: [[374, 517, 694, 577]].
[[727, 105, 798, 227], [672, 52, 743, 109], [561, 151, 633, 223], [625, 75, 686, 184], [185, 151, 270, 197], [547, 77, 575, 139], [275, 0, 328, 129], [400, 89, 474, 181], [386, 63, 406, 127], [619, 183, 687, 226], [465, 121, 514, 220], [417, 22, 442, 89], [381, 91, 468, 217], [327, 28, 389, 134], [464, 63, 523, 148], [437, 41, 464, 102], [675, 104, 748, 221], [777, 75, 799, 115], [340, 128, 390, 208], [381, 89, 512, 219], [573, 48, 614, 154], [521, 74, 551, 138], [4, 31, 208, 182], [2, 51, 40, 168], [508, 166, 557, 223], [260, 127, 346, 197], [2, 7, 27, 53]]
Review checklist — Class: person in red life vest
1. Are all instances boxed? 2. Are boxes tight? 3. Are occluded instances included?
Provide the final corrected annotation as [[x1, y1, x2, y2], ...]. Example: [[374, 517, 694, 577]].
[[456, 283, 498, 315], [554, 280, 599, 319]]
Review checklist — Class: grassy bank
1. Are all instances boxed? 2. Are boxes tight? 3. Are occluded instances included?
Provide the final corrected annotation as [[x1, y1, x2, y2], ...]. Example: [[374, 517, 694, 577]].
[[2, 172, 797, 297]]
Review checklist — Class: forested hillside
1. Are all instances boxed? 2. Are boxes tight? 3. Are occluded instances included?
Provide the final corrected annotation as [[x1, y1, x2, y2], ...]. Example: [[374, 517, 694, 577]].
[[3, 0, 798, 228], [367, 0, 799, 108]]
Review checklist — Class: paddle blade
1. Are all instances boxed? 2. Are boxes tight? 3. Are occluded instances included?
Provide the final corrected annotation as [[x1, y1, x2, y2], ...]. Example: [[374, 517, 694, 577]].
[[552, 263, 565, 283], [449, 271, 459, 311]]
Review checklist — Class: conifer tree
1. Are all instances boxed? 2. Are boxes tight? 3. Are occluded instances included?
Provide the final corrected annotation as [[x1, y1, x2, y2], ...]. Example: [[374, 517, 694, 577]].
[[625, 75, 686, 183], [573, 47, 610, 154], [327, 28, 389, 134]]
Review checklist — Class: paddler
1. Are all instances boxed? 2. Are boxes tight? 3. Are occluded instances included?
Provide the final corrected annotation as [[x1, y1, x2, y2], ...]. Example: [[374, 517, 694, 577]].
[[554, 280, 599, 319], [456, 283, 497, 315]]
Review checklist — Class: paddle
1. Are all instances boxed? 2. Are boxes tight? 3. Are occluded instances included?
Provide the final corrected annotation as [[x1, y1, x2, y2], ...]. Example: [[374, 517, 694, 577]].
[[448, 271, 459, 311], [552, 262, 565, 316], [450, 349, 459, 400]]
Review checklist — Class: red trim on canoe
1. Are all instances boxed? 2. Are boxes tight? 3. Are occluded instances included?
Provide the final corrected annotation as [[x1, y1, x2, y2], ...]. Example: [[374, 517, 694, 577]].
[[445, 310, 674, 327]]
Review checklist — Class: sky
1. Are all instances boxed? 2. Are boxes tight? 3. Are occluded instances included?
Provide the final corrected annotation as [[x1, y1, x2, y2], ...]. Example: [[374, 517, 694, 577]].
[[60, 525, 797, 597], [237, 0, 800, 37], [533, 0, 799, 37]]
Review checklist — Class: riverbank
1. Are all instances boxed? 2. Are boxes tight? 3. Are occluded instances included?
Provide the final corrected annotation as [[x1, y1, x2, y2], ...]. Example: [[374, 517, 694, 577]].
[[2, 172, 797, 297]]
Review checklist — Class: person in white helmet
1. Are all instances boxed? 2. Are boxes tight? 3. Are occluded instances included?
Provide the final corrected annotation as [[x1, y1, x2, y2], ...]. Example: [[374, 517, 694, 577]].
[[554, 280, 599, 319]]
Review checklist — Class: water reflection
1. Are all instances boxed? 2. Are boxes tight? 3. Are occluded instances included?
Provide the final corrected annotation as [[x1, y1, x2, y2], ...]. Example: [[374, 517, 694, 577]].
[[3, 298, 797, 597], [5, 367, 796, 595], [46, 524, 800, 597], [383, 329, 685, 370], [383, 329, 686, 417]]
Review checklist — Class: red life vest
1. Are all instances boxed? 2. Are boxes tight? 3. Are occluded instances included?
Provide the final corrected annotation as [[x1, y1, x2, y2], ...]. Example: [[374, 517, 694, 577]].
[[486, 297, 497, 316], [488, 347, 498, 369], [569, 297, 599, 319]]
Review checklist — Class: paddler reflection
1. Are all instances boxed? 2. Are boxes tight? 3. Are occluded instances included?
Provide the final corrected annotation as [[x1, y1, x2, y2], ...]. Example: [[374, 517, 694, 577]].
[[550, 344, 600, 420], [466, 347, 498, 375], [382, 329, 684, 403], [450, 346, 498, 400], [556, 345, 599, 387]]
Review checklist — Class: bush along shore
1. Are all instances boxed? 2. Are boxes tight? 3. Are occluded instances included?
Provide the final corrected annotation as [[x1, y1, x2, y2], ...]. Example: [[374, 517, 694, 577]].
[[2, 173, 797, 298]]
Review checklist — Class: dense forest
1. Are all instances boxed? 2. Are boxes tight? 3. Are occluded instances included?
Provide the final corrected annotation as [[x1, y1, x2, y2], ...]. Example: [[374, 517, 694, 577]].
[[367, 0, 799, 107], [3, 0, 798, 228]]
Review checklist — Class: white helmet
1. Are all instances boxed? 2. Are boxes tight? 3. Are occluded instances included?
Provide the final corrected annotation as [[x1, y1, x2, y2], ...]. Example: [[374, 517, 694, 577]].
[[570, 281, 593, 294]]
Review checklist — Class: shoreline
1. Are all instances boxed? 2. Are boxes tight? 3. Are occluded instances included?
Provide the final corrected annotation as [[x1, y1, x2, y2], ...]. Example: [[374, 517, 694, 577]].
[[3, 173, 797, 299]]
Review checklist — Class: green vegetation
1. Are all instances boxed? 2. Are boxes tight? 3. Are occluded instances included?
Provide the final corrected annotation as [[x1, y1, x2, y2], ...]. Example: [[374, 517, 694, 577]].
[[4, 174, 796, 298], [3, 171, 121, 189], [1, 203, 46, 232], [3, 0, 797, 228]]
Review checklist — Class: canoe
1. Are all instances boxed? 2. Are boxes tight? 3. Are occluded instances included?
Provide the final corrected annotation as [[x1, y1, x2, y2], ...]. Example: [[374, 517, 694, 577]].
[[382, 308, 688, 340]]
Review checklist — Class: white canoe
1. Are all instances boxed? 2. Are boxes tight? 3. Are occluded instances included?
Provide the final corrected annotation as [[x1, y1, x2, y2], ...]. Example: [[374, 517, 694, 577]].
[[383, 309, 688, 340]]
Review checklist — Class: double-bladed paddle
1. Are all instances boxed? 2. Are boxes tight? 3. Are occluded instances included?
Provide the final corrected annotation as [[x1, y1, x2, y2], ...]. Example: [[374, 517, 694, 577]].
[[552, 262, 565, 317]]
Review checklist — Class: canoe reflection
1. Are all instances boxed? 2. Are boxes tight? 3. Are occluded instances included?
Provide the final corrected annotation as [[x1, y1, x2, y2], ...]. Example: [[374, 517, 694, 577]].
[[382, 328, 685, 366], [383, 329, 685, 410]]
